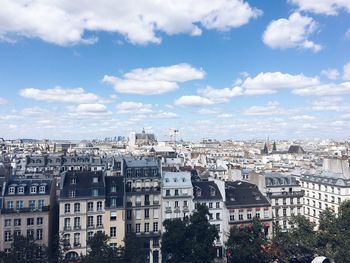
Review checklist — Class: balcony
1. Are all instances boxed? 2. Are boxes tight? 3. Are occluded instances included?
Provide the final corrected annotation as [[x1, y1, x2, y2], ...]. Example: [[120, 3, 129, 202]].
[[64, 226, 72, 231], [73, 243, 81, 248], [1, 206, 50, 214], [183, 206, 189, 212], [87, 224, 95, 229], [165, 207, 172, 213], [74, 225, 81, 230], [96, 224, 103, 229]]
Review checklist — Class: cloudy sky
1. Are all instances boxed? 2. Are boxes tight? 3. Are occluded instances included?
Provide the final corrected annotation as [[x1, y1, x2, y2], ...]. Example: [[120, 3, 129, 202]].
[[1, 0, 350, 140]]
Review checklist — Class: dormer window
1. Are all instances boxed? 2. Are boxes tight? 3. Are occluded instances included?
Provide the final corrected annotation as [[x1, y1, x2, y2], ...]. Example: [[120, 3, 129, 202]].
[[111, 186, 116, 192], [174, 178, 178, 183], [111, 198, 117, 207], [196, 189, 201, 197], [30, 186, 37, 194], [9, 187, 15, 195], [92, 189, 98, 196], [70, 178, 77, 185], [165, 178, 169, 183], [39, 186, 46, 194], [210, 189, 216, 197], [69, 190, 76, 198], [18, 186, 25, 194], [182, 178, 186, 182], [93, 177, 98, 183]]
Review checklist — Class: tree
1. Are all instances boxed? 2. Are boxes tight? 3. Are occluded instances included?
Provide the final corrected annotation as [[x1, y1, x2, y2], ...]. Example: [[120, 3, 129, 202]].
[[272, 215, 317, 262], [81, 232, 124, 263], [162, 204, 219, 263], [2, 235, 48, 263], [226, 218, 272, 263], [124, 233, 150, 263]]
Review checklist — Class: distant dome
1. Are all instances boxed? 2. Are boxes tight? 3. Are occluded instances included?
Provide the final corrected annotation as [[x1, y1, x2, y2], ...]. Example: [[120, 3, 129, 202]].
[[78, 140, 93, 148]]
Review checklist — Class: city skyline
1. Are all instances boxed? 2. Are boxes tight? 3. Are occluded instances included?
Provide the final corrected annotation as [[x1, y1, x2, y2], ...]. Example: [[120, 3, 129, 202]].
[[1, 0, 350, 140]]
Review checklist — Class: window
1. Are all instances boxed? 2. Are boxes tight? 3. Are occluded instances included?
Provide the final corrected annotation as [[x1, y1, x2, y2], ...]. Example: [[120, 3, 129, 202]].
[[111, 186, 116, 192], [4, 231, 12, 242], [93, 177, 98, 183], [88, 232, 94, 240], [166, 190, 170, 196], [111, 198, 117, 207], [39, 186, 46, 194], [69, 190, 76, 198], [283, 209, 287, 216], [255, 212, 260, 219], [264, 209, 269, 219], [27, 218, 34, 226], [29, 200, 36, 209], [175, 189, 179, 196], [64, 218, 71, 229], [74, 217, 80, 229], [110, 227, 116, 237], [37, 217, 43, 225], [136, 223, 141, 233], [209, 202, 213, 209], [5, 219, 11, 227], [87, 216, 94, 228], [110, 212, 117, 221], [175, 201, 179, 208], [97, 215, 102, 227], [38, 200, 44, 209], [144, 223, 149, 233], [239, 213, 243, 220], [153, 237, 159, 247], [216, 202, 220, 208], [16, 200, 23, 209], [70, 178, 76, 184], [126, 224, 132, 233], [88, 202, 93, 212], [216, 213, 220, 220], [126, 210, 132, 220], [136, 210, 141, 220], [18, 186, 24, 194], [230, 214, 235, 221], [9, 187, 15, 195], [145, 209, 149, 219], [74, 233, 80, 246], [7, 201, 13, 209], [247, 212, 252, 219], [153, 222, 158, 232], [74, 203, 80, 213], [64, 204, 71, 213], [92, 189, 98, 196], [14, 219, 21, 226], [97, 201, 103, 211], [30, 186, 37, 194], [27, 229, 34, 238], [14, 230, 21, 237], [153, 208, 159, 219], [36, 229, 43, 240]]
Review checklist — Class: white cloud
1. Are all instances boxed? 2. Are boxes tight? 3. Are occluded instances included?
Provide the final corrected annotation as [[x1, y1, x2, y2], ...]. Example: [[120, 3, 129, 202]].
[[293, 82, 350, 96], [289, 0, 350, 15], [0, 0, 261, 46], [116, 101, 153, 114], [243, 101, 289, 116], [310, 97, 350, 112], [346, 28, 350, 38], [242, 72, 320, 95], [103, 64, 204, 95], [69, 103, 112, 116], [19, 87, 105, 103], [175, 96, 214, 106], [150, 111, 177, 119], [263, 12, 322, 52], [218, 113, 234, 118], [198, 86, 243, 102], [0, 97, 7, 105], [343, 62, 350, 80], [290, 115, 315, 121], [321, 68, 339, 80], [197, 108, 223, 115]]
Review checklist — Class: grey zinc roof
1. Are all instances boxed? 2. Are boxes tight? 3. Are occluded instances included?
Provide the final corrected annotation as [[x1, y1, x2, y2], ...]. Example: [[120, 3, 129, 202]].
[[265, 173, 299, 186], [192, 181, 222, 201]]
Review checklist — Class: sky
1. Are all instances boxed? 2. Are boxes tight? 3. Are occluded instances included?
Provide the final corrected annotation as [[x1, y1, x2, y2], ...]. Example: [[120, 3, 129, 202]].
[[1, 0, 350, 141]]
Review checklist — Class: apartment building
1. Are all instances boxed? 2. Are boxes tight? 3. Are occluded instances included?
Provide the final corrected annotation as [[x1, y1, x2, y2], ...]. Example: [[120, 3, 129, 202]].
[[265, 173, 304, 230], [124, 157, 162, 263], [192, 180, 224, 260], [0, 178, 56, 256], [225, 181, 273, 237], [59, 171, 106, 261], [162, 171, 193, 220]]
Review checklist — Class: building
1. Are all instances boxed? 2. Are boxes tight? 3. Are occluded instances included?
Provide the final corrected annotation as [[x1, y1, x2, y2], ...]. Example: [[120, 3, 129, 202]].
[[192, 180, 224, 260], [224, 181, 273, 237], [59, 171, 106, 261], [0, 178, 56, 257], [124, 157, 162, 263], [265, 173, 304, 230], [162, 171, 193, 220]]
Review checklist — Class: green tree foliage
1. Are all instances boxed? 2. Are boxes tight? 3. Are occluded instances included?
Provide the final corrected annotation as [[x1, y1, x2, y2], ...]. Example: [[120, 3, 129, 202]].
[[162, 204, 219, 263], [124, 233, 150, 263], [81, 232, 124, 263], [226, 218, 272, 263], [272, 215, 317, 262], [0, 235, 48, 263]]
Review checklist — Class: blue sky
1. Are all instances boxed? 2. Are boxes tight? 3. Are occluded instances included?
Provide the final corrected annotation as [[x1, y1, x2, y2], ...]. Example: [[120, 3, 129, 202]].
[[0, 0, 350, 140]]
